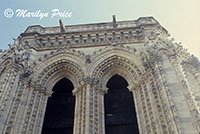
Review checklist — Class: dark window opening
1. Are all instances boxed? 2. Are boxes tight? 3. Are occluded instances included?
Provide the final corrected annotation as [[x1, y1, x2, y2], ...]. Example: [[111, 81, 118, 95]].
[[105, 74, 139, 134], [42, 78, 75, 134]]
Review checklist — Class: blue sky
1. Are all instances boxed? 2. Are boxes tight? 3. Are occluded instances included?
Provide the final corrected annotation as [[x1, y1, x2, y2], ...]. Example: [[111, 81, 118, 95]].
[[1, 0, 200, 58]]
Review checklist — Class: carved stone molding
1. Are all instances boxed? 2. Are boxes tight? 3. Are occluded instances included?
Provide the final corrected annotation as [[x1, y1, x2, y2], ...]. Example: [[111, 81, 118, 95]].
[[1, 17, 200, 134]]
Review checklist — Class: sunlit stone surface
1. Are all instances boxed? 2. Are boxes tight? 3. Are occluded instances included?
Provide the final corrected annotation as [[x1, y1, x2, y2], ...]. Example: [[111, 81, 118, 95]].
[[0, 16, 200, 134]]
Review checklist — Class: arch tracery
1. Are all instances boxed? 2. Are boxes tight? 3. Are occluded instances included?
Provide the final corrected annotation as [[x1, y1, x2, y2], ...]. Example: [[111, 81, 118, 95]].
[[90, 46, 146, 89], [33, 52, 87, 90]]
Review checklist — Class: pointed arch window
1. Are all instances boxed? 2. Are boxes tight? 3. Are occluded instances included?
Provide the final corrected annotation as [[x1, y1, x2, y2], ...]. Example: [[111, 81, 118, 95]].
[[104, 74, 139, 134], [42, 78, 75, 134]]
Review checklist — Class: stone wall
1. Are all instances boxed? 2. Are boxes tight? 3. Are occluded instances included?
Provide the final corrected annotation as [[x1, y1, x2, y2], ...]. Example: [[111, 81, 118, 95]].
[[0, 17, 200, 134]]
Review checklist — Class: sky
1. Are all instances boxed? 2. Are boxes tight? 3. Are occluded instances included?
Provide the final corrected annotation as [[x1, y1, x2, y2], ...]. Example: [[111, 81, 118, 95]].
[[0, 0, 199, 58]]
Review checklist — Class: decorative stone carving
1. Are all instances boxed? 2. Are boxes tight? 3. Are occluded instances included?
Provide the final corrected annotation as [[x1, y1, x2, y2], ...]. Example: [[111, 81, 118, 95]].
[[59, 19, 66, 33], [0, 17, 200, 134], [112, 15, 117, 28]]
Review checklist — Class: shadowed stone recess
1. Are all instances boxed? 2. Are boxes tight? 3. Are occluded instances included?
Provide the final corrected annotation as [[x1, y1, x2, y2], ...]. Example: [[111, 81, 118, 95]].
[[41, 78, 75, 134], [105, 75, 139, 134]]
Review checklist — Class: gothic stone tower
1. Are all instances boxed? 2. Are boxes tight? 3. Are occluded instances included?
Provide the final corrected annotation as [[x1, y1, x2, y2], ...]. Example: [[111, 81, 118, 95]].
[[0, 16, 200, 134]]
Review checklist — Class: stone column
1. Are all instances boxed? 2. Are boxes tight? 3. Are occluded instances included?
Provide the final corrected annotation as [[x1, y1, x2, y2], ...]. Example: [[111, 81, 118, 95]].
[[72, 86, 82, 134], [128, 84, 147, 134], [73, 78, 107, 134], [2, 76, 53, 134], [3, 78, 29, 134], [72, 85, 87, 134], [182, 65, 200, 107], [129, 77, 170, 134], [17, 84, 52, 134], [170, 56, 200, 133], [94, 85, 107, 134], [0, 64, 20, 134], [157, 54, 198, 134], [149, 60, 180, 134], [16, 82, 37, 134], [32, 88, 52, 134]]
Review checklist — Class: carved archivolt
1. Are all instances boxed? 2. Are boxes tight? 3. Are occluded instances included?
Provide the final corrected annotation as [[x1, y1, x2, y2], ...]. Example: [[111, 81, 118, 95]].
[[33, 51, 87, 90], [90, 46, 145, 89]]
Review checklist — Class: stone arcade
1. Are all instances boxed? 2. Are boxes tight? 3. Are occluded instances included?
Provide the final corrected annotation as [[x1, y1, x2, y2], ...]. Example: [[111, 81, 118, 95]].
[[0, 16, 200, 134]]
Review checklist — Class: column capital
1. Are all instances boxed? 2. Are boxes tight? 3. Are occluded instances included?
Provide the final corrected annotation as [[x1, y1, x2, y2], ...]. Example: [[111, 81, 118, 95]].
[[80, 77, 99, 85], [95, 85, 108, 95], [43, 90, 53, 97], [73, 84, 108, 96], [72, 87, 81, 96]]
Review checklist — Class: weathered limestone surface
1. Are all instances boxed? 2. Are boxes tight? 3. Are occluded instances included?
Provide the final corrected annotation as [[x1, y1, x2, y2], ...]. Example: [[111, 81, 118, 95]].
[[0, 16, 200, 134]]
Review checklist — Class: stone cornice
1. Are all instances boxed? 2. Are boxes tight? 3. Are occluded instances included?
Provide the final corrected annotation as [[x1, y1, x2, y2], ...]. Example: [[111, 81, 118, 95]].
[[23, 17, 161, 34], [21, 27, 146, 51], [14, 17, 167, 51]]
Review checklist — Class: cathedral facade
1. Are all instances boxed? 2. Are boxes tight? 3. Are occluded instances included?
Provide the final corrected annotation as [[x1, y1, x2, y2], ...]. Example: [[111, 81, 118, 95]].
[[0, 16, 200, 134]]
